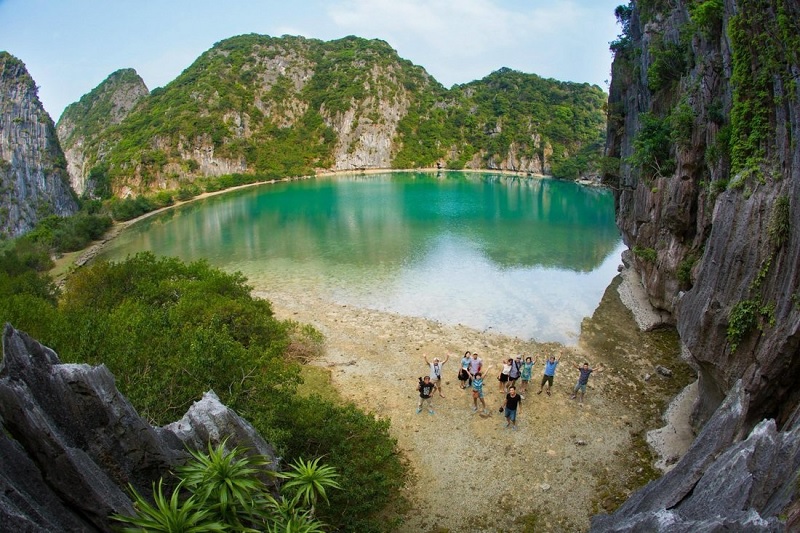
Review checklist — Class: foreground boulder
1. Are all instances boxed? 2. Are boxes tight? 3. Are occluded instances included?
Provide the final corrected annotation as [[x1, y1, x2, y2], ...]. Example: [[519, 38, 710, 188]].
[[590, 381, 800, 532], [0, 324, 278, 531]]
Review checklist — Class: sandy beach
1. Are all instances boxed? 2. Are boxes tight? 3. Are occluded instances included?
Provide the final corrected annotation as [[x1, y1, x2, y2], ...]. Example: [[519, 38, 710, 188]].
[[258, 269, 695, 532]]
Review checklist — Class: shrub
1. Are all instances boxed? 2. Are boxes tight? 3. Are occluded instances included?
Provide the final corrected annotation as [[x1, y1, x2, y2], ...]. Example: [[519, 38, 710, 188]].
[[115, 441, 337, 532], [633, 245, 658, 263]]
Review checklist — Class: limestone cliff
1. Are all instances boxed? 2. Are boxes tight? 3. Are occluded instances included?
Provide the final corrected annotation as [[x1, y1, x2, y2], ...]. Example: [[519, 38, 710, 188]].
[[0, 324, 279, 531], [57, 35, 605, 195], [56, 68, 148, 195], [596, 0, 800, 529], [0, 53, 77, 237]]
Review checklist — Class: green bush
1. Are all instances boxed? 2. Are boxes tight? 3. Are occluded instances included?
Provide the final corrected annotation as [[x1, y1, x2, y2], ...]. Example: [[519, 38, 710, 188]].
[[767, 195, 790, 249], [629, 113, 675, 179], [633, 245, 658, 263], [676, 254, 697, 286], [647, 40, 688, 93]]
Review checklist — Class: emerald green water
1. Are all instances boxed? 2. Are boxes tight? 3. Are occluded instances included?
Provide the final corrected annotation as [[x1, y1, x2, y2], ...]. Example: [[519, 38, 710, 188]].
[[99, 171, 623, 344]]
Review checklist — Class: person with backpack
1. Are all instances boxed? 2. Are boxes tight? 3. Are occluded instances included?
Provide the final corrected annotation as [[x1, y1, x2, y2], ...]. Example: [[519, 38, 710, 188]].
[[508, 356, 523, 390]]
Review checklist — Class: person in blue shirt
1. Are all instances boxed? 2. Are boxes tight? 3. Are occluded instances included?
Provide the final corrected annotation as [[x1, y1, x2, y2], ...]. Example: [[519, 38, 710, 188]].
[[471, 369, 490, 414], [537, 352, 562, 396], [458, 351, 472, 389]]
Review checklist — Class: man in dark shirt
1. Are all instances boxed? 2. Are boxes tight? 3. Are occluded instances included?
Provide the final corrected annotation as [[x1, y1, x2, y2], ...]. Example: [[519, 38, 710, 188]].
[[571, 362, 605, 404], [417, 376, 437, 414], [502, 386, 522, 430]]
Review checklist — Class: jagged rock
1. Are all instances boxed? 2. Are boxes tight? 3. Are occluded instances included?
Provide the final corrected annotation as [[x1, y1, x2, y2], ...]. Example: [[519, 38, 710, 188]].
[[655, 365, 672, 378], [602, 0, 800, 527], [0, 53, 78, 238], [160, 390, 279, 471], [590, 382, 799, 532], [0, 324, 279, 531]]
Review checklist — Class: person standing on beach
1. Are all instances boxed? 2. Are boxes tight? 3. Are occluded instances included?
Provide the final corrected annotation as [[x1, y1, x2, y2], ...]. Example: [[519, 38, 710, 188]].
[[508, 356, 522, 389], [417, 376, 437, 414], [459, 351, 472, 389], [425, 354, 449, 398], [498, 358, 512, 392], [519, 356, 536, 397], [471, 370, 489, 414], [468, 352, 483, 377], [537, 352, 562, 396], [571, 362, 605, 404], [502, 386, 522, 430]]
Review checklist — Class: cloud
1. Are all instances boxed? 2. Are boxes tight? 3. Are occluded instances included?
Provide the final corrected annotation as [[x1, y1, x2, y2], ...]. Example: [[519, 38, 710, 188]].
[[326, 0, 617, 87]]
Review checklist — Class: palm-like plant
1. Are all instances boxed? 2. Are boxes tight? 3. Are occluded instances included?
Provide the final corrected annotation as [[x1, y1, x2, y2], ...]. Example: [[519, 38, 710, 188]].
[[177, 439, 271, 528], [277, 457, 342, 510], [113, 439, 338, 532], [114, 479, 226, 533]]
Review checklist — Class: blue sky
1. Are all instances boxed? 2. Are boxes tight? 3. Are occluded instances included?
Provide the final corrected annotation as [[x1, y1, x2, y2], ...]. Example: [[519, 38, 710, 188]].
[[0, 0, 623, 121]]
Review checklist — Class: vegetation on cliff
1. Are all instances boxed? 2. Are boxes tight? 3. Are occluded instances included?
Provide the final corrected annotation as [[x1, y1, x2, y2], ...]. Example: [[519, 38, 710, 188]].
[[58, 34, 607, 195], [0, 246, 405, 532]]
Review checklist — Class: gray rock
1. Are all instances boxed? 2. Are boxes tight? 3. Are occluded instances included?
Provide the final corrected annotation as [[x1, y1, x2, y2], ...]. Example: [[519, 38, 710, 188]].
[[0, 324, 280, 531], [590, 382, 799, 532], [0, 53, 78, 238]]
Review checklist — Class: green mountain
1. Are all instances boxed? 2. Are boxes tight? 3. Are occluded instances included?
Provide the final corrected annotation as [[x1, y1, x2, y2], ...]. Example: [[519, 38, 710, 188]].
[[57, 34, 607, 196]]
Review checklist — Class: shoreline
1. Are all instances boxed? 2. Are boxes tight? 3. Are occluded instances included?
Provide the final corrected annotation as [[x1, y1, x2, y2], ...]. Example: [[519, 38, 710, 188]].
[[54, 171, 693, 530]]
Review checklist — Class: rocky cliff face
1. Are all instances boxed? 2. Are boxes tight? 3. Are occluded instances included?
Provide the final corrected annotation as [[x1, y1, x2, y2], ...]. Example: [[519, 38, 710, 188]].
[[56, 68, 148, 195], [0, 324, 279, 531], [597, 0, 800, 529], [0, 53, 77, 238], [53, 35, 605, 195]]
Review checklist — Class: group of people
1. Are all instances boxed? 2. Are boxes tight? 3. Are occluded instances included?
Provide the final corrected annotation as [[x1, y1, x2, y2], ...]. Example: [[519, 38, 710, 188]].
[[416, 350, 605, 428]]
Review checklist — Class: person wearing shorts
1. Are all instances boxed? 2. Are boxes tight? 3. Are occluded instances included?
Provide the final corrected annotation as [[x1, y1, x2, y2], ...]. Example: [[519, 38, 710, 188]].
[[417, 376, 437, 414], [537, 352, 562, 396], [502, 386, 522, 430], [425, 354, 449, 398], [471, 371, 489, 414], [571, 362, 605, 404]]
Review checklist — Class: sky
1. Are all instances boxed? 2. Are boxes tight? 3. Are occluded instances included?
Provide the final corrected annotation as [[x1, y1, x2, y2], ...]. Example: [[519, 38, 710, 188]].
[[0, 0, 623, 121]]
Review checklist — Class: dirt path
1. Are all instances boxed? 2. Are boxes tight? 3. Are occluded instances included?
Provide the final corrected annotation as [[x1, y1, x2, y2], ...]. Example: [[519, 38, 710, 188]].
[[261, 273, 693, 533]]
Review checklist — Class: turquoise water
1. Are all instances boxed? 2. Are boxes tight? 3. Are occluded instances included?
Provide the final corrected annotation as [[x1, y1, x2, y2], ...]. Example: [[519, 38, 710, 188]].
[[99, 171, 623, 344]]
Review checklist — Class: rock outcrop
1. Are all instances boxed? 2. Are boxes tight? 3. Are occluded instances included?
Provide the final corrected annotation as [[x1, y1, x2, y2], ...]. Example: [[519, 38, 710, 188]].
[[0, 53, 78, 238], [597, 0, 800, 529], [56, 69, 148, 195], [0, 324, 278, 531], [51, 35, 605, 194], [591, 382, 800, 532]]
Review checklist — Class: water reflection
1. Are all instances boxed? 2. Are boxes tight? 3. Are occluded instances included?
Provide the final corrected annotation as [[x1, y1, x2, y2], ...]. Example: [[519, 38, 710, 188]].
[[101, 172, 623, 343]]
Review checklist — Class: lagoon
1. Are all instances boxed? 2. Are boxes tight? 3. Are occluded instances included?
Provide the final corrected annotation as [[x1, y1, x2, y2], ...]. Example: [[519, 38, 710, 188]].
[[99, 171, 623, 344]]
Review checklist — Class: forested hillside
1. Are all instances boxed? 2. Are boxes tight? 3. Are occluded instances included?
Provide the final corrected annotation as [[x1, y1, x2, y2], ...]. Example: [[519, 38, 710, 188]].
[[57, 34, 607, 196]]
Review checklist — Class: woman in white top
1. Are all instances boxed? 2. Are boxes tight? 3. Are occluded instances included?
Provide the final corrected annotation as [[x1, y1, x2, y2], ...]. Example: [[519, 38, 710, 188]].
[[499, 358, 512, 392], [424, 353, 449, 398]]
